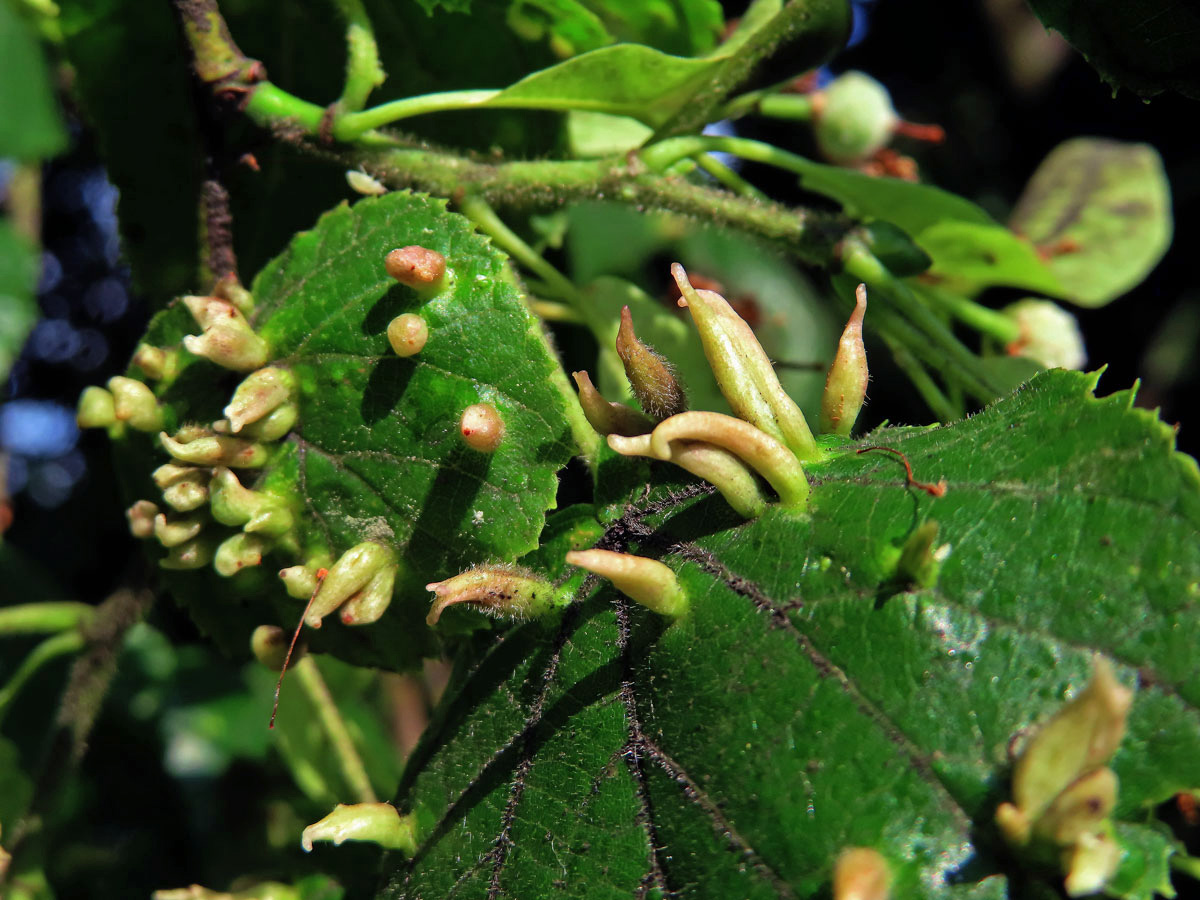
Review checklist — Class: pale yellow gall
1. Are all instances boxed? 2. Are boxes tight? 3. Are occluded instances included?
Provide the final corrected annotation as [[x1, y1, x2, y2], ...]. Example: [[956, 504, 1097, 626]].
[[387, 314, 428, 357], [459, 403, 504, 452], [385, 246, 446, 289]]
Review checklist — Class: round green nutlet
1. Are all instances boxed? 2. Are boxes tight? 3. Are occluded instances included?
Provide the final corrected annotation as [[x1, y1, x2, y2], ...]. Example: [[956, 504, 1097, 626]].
[[387, 314, 428, 357]]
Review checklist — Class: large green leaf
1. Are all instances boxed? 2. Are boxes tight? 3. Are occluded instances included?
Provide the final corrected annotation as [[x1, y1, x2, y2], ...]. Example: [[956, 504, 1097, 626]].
[[507, 0, 724, 57], [382, 370, 1200, 898], [1025, 0, 1200, 100], [1009, 138, 1172, 308], [130, 192, 578, 669], [0, 0, 66, 161], [789, 157, 1066, 297]]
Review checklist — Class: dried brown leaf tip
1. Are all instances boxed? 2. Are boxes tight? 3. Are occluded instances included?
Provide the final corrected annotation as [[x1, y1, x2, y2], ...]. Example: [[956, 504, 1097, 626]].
[[385, 245, 446, 290], [615, 305, 687, 420]]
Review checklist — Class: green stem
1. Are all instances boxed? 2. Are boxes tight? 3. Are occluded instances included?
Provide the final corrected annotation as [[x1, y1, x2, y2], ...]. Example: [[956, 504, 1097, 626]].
[[0, 631, 86, 726], [756, 93, 816, 122], [0, 602, 94, 636], [330, 0, 385, 114], [920, 284, 1021, 345], [694, 153, 766, 200], [880, 335, 959, 422], [293, 656, 377, 804], [334, 89, 499, 141]]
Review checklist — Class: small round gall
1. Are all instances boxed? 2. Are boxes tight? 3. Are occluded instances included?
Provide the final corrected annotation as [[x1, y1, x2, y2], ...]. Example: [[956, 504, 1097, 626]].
[[459, 403, 504, 453], [387, 314, 428, 357], [385, 246, 446, 290]]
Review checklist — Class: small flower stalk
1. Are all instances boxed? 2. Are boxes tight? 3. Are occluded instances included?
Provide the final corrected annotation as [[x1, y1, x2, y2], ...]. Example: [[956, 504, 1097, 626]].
[[224, 367, 296, 434], [996, 658, 1133, 897], [572, 370, 653, 437], [425, 566, 566, 626], [565, 549, 688, 619], [672, 264, 817, 461], [615, 306, 687, 420], [181, 294, 269, 372], [304, 542, 397, 628], [301, 802, 418, 855], [833, 848, 892, 900], [820, 284, 869, 437]]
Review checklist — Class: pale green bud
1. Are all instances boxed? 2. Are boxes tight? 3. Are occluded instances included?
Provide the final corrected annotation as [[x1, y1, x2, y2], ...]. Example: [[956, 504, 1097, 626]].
[[160, 537, 213, 570], [672, 264, 816, 461], [107, 376, 164, 432], [1002, 299, 1086, 371], [152, 463, 202, 489], [814, 71, 898, 165], [126, 500, 159, 539], [214, 532, 272, 577], [306, 542, 395, 627], [154, 512, 204, 548], [240, 402, 298, 442], [160, 431, 269, 467], [301, 802, 417, 855], [183, 325, 270, 372], [566, 549, 688, 618], [131, 343, 179, 381], [224, 367, 295, 433], [76, 386, 116, 429], [425, 566, 565, 626], [338, 564, 396, 625], [820, 284, 869, 436], [161, 475, 210, 512]]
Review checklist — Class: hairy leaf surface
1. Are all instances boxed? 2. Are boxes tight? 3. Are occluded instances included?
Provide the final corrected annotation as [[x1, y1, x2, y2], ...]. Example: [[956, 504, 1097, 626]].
[[381, 370, 1200, 899]]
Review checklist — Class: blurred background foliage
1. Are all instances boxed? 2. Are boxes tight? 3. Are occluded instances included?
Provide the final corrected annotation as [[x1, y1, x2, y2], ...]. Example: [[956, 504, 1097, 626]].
[[1, 0, 1197, 896]]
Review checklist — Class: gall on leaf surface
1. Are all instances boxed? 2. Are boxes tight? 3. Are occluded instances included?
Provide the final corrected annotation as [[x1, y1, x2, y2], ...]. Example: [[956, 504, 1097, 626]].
[[382, 370, 1200, 900], [130, 192, 577, 669]]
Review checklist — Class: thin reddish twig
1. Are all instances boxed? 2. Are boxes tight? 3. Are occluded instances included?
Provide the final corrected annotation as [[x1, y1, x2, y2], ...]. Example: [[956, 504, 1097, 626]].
[[270, 567, 328, 729], [857, 446, 947, 498]]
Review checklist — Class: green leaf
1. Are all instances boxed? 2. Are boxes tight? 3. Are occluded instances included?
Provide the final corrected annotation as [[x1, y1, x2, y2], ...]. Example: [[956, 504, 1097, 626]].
[[508, 0, 723, 57], [1110, 823, 1179, 900], [0, 0, 66, 160], [1025, 0, 1200, 100], [788, 157, 1066, 297], [1009, 138, 1172, 308], [0, 221, 39, 382], [384, 370, 1200, 898], [133, 192, 577, 670]]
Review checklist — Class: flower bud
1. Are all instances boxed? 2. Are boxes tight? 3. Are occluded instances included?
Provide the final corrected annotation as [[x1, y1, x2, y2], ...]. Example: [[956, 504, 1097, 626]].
[[160, 536, 214, 570], [833, 847, 892, 900], [214, 532, 272, 577], [425, 566, 565, 626], [301, 802, 417, 855], [615, 306, 687, 420], [820, 284, 869, 437], [572, 370, 653, 437], [251, 624, 304, 671], [1002, 299, 1086, 371], [126, 500, 159, 539], [565, 549, 688, 618], [107, 376, 164, 432], [154, 512, 204, 548], [459, 403, 504, 453], [160, 431, 269, 467], [814, 71, 898, 165], [306, 542, 395, 627], [672, 264, 816, 461], [607, 433, 767, 519], [387, 314, 428, 357], [76, 386, 116, 429], [224, 367, 295, 433], [385, 246, 446, 291], [338, 564, 396, 625], [132, 343, 179, 381], [648, 411, 809, 510]]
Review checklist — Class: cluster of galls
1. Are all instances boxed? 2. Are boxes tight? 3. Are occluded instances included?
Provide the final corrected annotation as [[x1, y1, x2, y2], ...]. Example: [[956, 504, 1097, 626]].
[[577, 263, 868, 519]]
